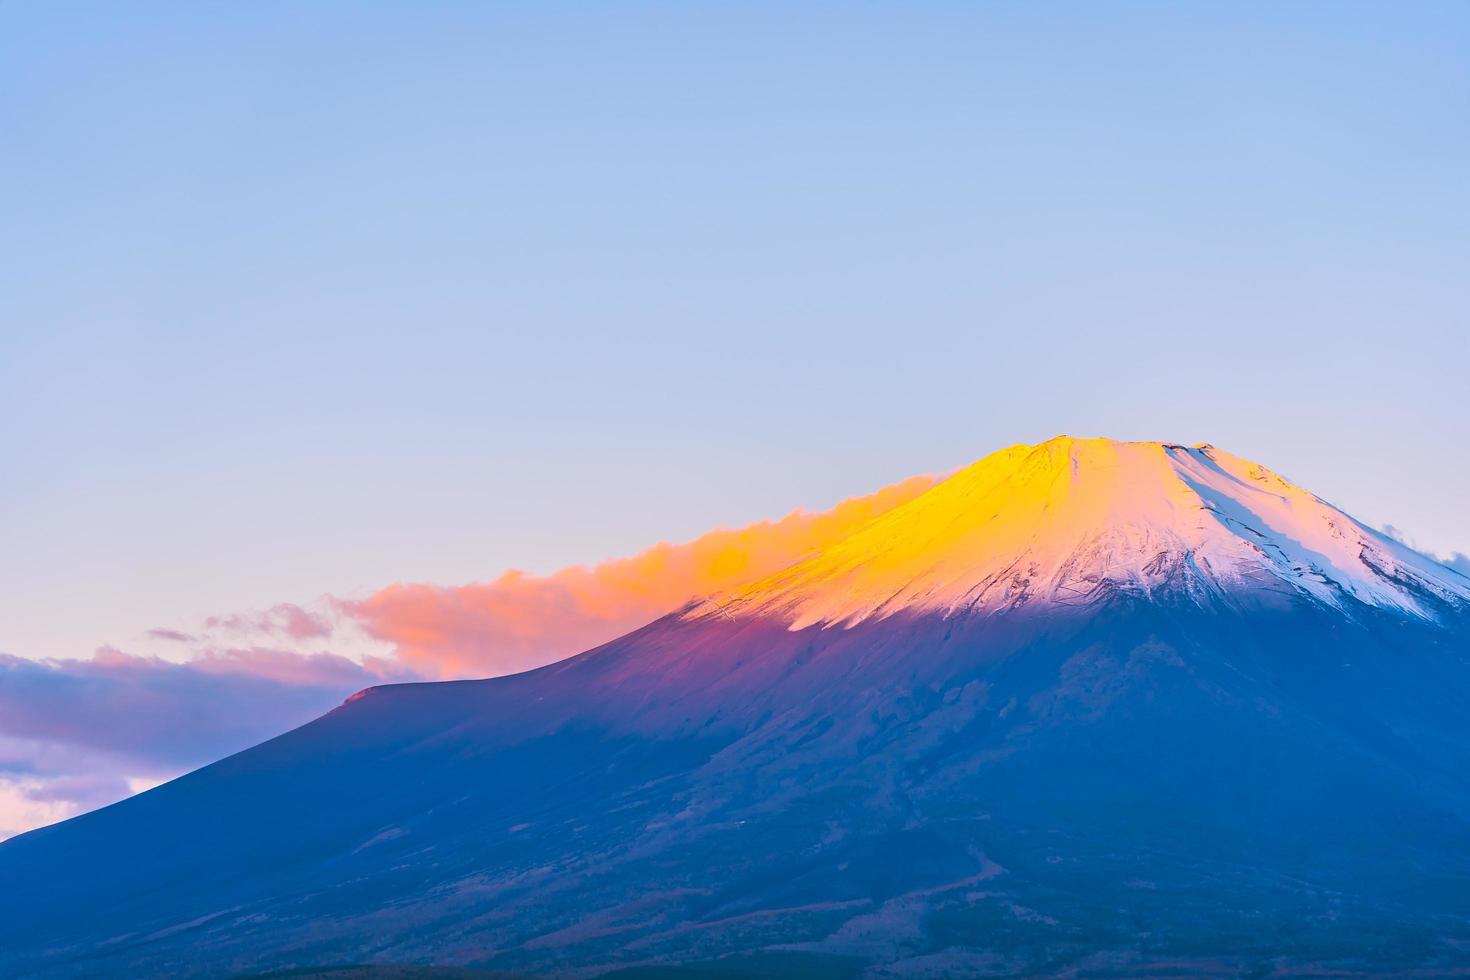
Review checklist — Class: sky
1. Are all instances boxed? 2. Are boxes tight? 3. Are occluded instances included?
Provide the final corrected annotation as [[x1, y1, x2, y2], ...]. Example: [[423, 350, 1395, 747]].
[[2, 3, 1468, 836]]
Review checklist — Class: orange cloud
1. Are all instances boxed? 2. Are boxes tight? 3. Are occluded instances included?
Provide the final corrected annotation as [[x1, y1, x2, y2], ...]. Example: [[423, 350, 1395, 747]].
[[340, 474, 940, 678]]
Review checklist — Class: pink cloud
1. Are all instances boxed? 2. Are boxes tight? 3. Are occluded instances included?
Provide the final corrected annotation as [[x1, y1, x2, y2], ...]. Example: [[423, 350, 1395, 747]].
[[340, 474, 939, 678], [204, 602, 333, 640]]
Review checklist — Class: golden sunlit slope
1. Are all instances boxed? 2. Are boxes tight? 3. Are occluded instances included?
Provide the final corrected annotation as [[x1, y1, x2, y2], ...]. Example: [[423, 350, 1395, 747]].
[[691, 437, 1470, 629]]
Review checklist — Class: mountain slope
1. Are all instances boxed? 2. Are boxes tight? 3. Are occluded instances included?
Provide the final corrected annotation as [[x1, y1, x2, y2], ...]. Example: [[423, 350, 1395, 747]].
[[4, 437, 1470, 978]]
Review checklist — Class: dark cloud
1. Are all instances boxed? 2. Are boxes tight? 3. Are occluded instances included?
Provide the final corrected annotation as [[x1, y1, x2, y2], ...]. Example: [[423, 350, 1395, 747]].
[[0, 640, 425, 838], [17, 771, 133, 808], [0, 648, 411, 770], [144, 628, 196, 643], [0, 735, 150, 839]]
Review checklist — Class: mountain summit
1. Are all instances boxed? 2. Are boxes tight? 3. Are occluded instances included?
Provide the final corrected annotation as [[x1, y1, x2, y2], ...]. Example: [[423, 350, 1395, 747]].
[[693, 436, 1470, 629], [5, 438, 1470, 977]]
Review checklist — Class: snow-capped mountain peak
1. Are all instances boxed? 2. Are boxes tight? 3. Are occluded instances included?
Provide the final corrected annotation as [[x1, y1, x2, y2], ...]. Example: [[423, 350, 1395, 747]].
[[691, 436, 1470, 629]]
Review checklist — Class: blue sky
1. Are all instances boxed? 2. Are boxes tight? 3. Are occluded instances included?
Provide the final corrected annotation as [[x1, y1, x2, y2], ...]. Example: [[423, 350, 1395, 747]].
[[3, 2, 1468, 666]]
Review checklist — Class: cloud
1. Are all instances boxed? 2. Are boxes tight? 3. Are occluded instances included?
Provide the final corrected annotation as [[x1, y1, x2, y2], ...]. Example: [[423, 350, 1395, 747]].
[[340, 474, 939, 677], [0, 729, 170, 840], [16, 771, 132, 807], [145, 628, 196, 643], [0, 646, 420, 840], [0, 730, 182, 841], [1381, 525, 1470, 581], [0, 648, 408, 770], [205, 602, 334, 641], [0, 734, 151, 839], [0, 778, 89, 842]]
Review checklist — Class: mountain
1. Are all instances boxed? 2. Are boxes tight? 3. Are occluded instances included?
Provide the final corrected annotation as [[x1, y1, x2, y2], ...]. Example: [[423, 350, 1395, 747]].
[[6, 437, 1470, 978]]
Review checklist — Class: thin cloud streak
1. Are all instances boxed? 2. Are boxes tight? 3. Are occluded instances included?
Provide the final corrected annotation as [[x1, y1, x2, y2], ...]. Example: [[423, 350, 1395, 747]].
[[205, 603, 334, 641], [144, 628, 196, 643]]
